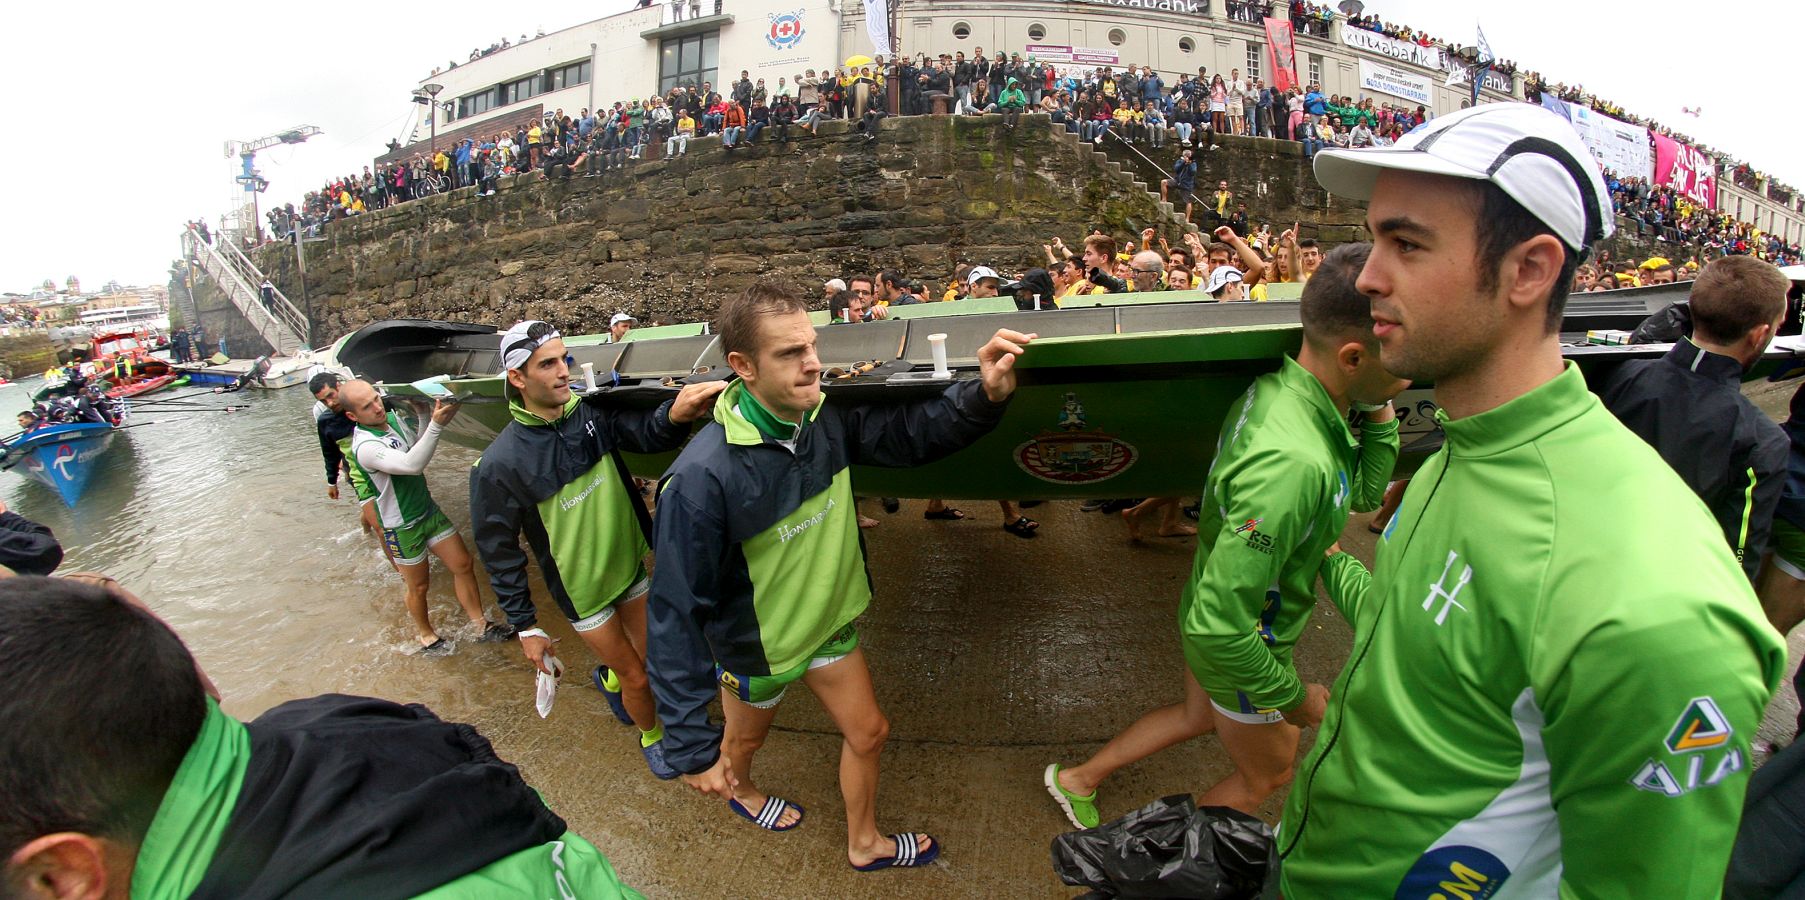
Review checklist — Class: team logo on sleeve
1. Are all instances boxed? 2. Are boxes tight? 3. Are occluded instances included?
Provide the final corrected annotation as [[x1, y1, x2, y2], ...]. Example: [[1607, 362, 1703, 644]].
[[1664, 697, 1732, 753], [1233, 518, 1275, 554], [1630, 697, 1743, 798]]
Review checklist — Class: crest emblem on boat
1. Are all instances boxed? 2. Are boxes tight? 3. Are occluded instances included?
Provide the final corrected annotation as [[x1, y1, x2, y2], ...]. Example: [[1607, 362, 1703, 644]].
[[1015, 393, 1138, 485]]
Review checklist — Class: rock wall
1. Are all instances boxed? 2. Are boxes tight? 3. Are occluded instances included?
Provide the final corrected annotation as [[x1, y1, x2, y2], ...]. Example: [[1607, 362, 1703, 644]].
[[0, 334, 59, 379], [251, 114, 1368, 340], [167, 267, 274, 357], [228, 114, 1697, 344]]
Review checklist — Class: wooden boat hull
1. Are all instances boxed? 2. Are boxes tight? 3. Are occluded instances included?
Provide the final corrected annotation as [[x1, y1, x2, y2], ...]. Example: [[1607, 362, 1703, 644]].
[[4, 423, 116, 507], [332, 283, 1779, 499]]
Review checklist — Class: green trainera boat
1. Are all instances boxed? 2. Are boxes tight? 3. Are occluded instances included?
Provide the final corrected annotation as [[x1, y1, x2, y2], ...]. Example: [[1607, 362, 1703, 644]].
[[330, 283, 1798, 500]]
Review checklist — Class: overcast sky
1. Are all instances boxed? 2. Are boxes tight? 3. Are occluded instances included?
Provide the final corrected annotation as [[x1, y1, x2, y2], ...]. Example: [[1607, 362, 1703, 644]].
[[0, 0, 1789, 292]]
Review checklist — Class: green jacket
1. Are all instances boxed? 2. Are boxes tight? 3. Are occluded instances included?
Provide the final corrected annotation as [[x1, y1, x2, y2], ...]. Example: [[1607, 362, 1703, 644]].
[[998, 80, 1029, 110], [1180, 357, 1398, 712], [1278, 364, 1785, 898]]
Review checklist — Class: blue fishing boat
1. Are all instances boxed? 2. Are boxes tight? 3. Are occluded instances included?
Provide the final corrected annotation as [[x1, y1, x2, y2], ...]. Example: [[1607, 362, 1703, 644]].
[[2, 422, 118, 507]]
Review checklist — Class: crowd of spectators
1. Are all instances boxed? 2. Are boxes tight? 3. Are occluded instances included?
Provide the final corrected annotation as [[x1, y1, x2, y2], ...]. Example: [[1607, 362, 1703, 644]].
[[263, 15, 1793, 269]]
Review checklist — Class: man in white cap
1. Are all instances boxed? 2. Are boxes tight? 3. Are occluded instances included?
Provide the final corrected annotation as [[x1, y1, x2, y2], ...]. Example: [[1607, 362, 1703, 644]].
[[606, 312, 637, 343], [1203, 264, 1244, 301], [1274, 103, 1784, 896], [470, 320, 727, 779], [965, 265, 1002, 298]]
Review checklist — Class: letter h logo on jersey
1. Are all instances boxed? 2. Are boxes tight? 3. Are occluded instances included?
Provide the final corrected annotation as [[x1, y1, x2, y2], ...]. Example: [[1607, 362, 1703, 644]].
[[1422, 550, 1472, 626]]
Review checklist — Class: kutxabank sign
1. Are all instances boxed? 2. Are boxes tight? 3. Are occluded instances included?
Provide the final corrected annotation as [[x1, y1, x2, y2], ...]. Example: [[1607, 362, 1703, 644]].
[[1341, 27, 1446, 70], [1073, 0, 1208, 14]]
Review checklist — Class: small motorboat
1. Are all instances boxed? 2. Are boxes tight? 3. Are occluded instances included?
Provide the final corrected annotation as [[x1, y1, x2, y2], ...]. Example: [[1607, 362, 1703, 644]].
[[2, 422, 118, 507], [106, 374, 178, 399]]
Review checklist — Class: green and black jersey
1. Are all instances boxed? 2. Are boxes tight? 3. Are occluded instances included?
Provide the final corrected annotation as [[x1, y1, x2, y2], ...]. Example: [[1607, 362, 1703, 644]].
[[648, 379, 1009, 775], [469, 393, 689, 631], [131, 695, 642, 899]]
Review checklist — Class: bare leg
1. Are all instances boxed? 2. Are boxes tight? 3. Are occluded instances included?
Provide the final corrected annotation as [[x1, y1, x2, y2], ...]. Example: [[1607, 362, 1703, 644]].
[[999, 500, 1020, 522], [363, 501, 399, 572], [428, 533, 489, 629], [1756, 556, 1805, 636], [1369, 479, 1408, 533], [576, 597, 657, 731], [720, 690, 802, 828], [1059, 671, 1215, 796], [397, 561, 437, 646], [1196, 707, 1301, 814], [802, 649, 933, 867], [1157, 500, 1197, 537]]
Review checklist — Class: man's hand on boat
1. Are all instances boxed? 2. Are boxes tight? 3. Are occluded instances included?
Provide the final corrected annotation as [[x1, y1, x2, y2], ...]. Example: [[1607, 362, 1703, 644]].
[[977, 328, 1037, 403], [670, 380, 731, 423], [429, 398, 461, 425]]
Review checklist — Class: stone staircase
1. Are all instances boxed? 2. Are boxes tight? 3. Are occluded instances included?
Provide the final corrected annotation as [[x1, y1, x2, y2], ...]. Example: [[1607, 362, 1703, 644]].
[[1044, 123, 1201, 237]]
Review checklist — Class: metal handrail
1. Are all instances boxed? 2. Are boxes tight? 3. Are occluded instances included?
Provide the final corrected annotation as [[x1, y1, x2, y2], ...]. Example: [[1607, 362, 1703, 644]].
[[186, 230, 305, 348], [1096, 126, 1212, 228], [217, 237, 310, 341], [182, 229, 308, 353]]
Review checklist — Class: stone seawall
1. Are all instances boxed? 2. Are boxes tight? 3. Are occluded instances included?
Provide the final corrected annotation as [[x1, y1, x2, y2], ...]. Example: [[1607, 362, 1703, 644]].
[[167, 265, 275, 357], [0, 334, 59, 379], [252, 114, 1367, 340], [245, 114, 1681, 344]]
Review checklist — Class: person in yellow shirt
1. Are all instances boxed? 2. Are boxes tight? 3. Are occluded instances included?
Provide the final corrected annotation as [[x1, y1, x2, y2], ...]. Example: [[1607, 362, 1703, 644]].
[[1114, 103, 1142, 139], [351, 196, 366, 213], [527, 123, 544, 168], [1055, 260, 1106, 302]]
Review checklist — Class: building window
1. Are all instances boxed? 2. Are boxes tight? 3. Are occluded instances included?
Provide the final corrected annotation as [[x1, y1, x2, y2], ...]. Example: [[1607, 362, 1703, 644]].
[[1307, 54, 1322, 86], [659, 32, 719, 93], [953, 21, 970, 39], [1246, 41, 1261, 79], [1179, 36, 1195, 53], [504, 74, 543, 105], [549, 59, 591, 92], [1028, 23, 1046, 41], [1108, 28, 1127, 46], [457, 90, 496, 120]]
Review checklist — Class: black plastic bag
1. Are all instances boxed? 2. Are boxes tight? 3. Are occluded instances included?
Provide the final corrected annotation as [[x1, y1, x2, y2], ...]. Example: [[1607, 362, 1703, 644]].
[[1050, 794, 1272, 899]]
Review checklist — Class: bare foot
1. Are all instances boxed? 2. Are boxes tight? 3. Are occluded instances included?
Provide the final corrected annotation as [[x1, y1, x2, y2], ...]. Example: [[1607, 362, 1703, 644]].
[[734, 789, 802, 829], [1158, 523, 1198, 537], [1121, 508, 1143, 542], [849, 832, 936, 868], [858, 515, 880, 529]]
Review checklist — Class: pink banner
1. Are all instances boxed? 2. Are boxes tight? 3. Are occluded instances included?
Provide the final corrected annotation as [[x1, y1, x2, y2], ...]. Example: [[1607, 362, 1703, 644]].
[[1264, 17, 1298, 92], [1653, 134, 1718, 208]]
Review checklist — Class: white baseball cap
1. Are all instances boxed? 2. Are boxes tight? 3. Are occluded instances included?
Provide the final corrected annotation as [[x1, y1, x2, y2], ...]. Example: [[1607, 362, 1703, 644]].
[[500, 320, 560, 370], [1312, 103, 1613, 256], [609, 312, 638, 327], [967, 265, 1000, 285], [1204, 266, 1244, 295]]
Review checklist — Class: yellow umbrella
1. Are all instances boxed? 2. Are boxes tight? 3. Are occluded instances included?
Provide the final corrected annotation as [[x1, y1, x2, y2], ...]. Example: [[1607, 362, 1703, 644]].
[[844, 54, 874, 68]]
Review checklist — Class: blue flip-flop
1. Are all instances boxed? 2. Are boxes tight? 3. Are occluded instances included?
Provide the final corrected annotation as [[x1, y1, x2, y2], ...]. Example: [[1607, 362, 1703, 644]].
[[590, 665, 634, 725], [851, 833, 940, 871], [729, 795, 804, 832]]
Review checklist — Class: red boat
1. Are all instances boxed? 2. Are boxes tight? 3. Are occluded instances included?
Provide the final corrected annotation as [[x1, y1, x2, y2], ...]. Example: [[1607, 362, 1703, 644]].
[[106, 374, 177, 399]]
